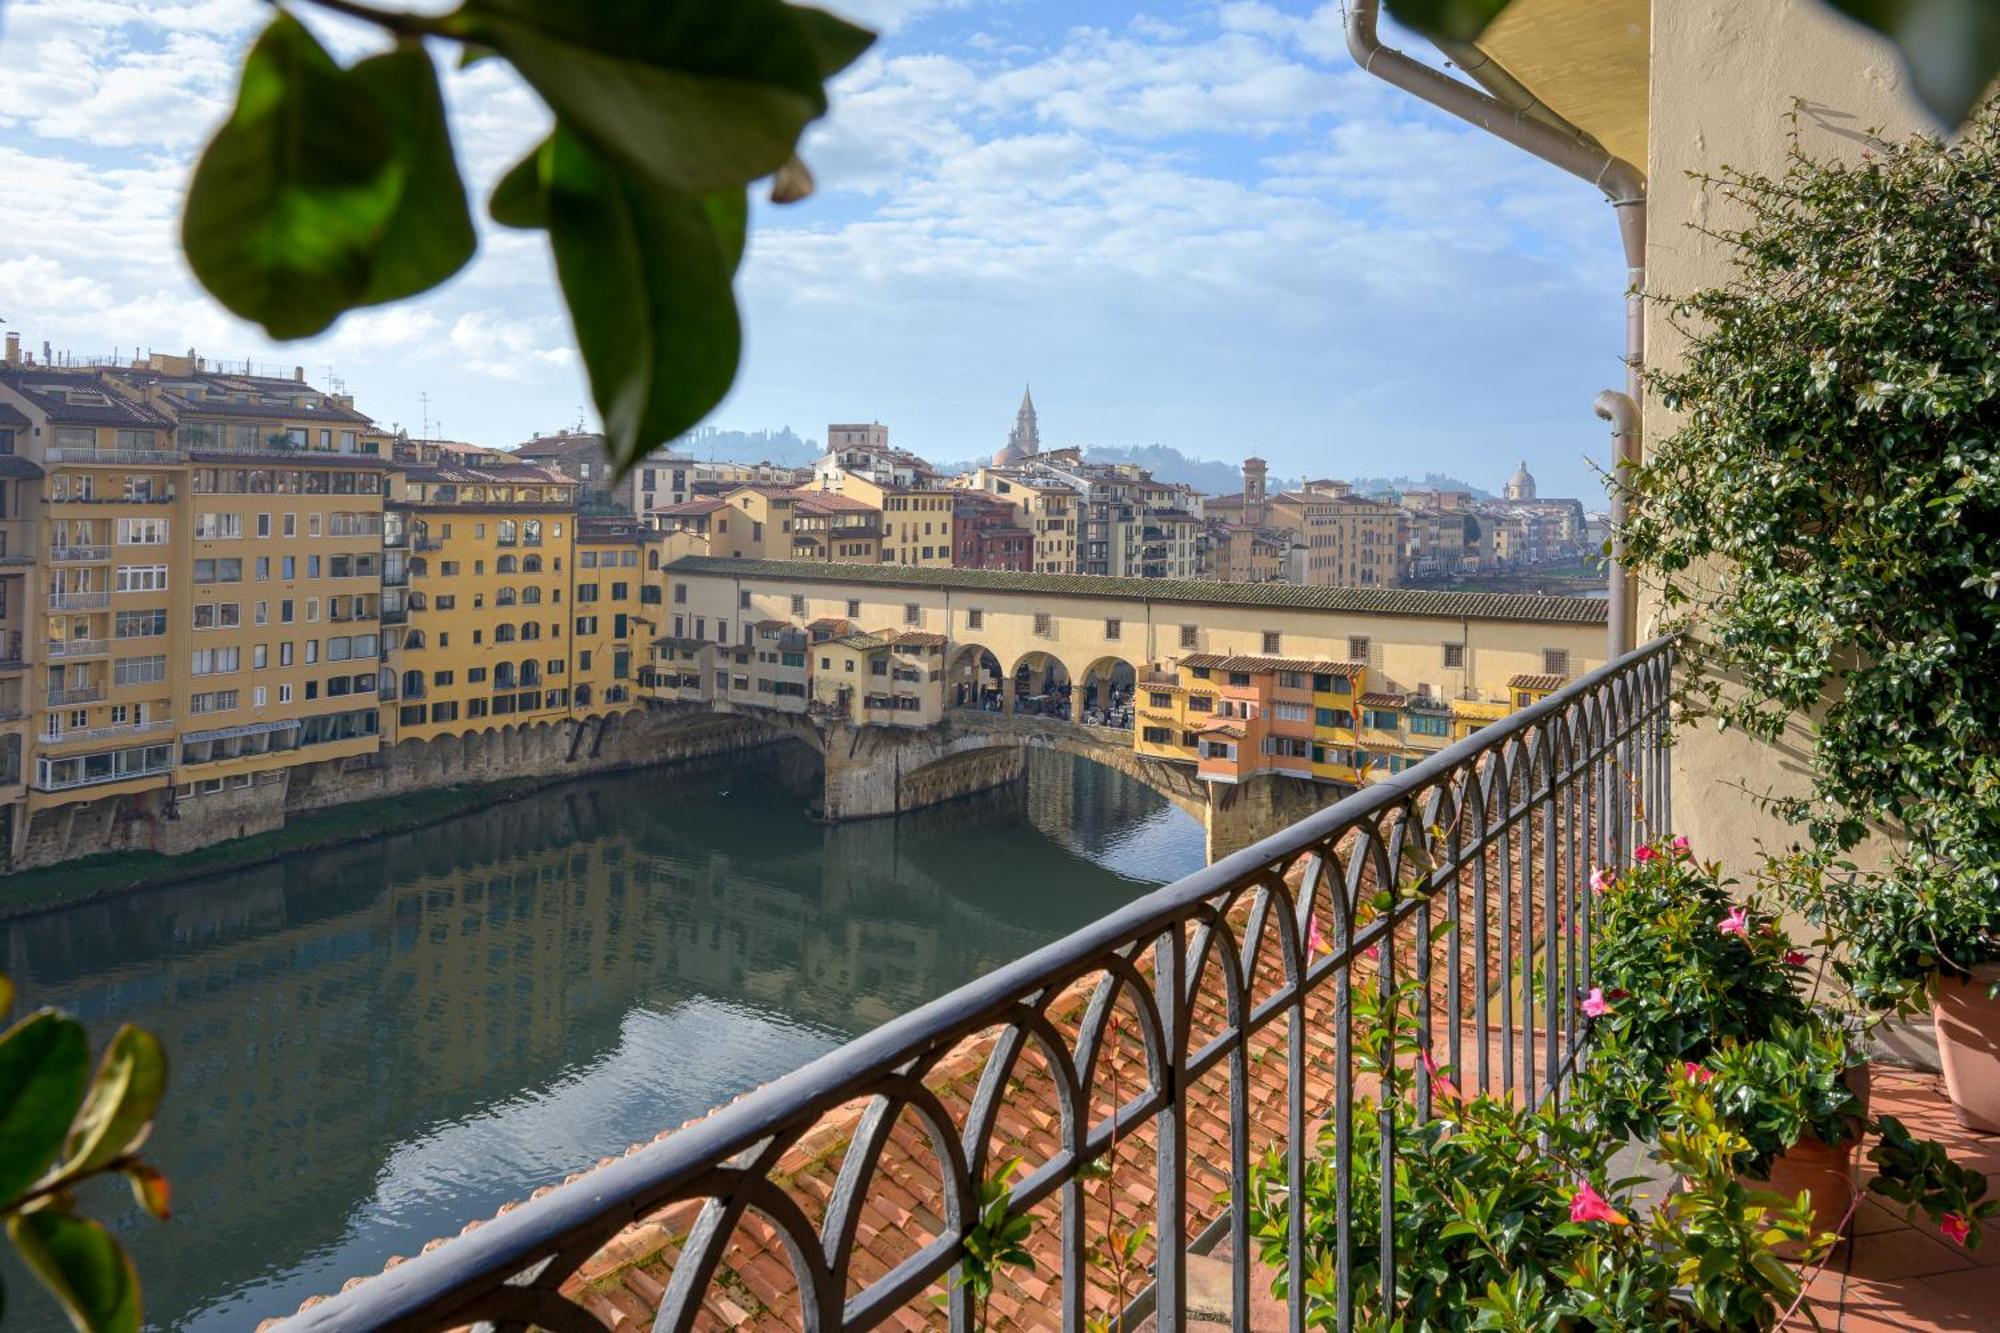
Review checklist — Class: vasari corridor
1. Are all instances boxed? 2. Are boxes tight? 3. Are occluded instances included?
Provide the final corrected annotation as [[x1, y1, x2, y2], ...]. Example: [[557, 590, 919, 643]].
[[3, 1, 2000, 1332]]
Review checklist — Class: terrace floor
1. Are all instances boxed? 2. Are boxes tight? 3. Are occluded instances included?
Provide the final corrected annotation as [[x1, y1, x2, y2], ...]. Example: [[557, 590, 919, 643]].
[[1800, 1066, 2000, 1332]]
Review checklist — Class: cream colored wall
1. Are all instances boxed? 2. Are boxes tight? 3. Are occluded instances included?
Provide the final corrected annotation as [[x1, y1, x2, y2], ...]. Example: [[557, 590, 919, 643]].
[[1644, 0, 1934, 865], [669, 569, 1604, 707]]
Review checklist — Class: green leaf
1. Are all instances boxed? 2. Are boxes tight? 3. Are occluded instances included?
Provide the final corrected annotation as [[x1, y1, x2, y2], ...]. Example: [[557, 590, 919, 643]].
[[183, 15, 472, 339], [344, 42, 477, 306], [460, 0, 871, 193], [0, 1012, 91, 1206], [1821, 0, 2000, 128], [1383, 0, 1517, 43], [544, 129, 744, 477], [60, 1026, 167, 1182], [7, 1209, 140, 1333], [490, 137, 552, 231]]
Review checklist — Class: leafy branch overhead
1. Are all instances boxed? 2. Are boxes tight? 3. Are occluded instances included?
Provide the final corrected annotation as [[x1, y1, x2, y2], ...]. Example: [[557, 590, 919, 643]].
[[182, 0, 874, 477], [1387, 0, 1999, 129]]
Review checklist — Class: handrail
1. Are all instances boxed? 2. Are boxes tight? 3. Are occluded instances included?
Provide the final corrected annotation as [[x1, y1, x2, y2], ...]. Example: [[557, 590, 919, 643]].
[[279, 636, 1677, 1332]]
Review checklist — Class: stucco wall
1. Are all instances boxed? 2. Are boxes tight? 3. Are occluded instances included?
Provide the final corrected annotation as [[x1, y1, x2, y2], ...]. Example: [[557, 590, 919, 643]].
[[1643, 1, 1934, 866]]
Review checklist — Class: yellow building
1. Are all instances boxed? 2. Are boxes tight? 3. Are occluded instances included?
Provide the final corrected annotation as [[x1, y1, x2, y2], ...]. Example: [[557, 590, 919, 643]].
[[1268, 490, 1403, 588], [570, 517, 655, 715], [383, 441, 579, 743], [837, 474, 955, 568], [957, 469, 1077, 573]]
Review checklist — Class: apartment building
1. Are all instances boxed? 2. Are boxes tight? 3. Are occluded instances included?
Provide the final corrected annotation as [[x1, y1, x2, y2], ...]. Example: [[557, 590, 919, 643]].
[[837, 474, 957, 568], [957, 468, 1078, 573], [514, 430, 690, 516], [1268, 488, 1403, 587], [790, 491, 883, 563], [382, 441, 579, 744], [952, 492, 1033, 571], [570, 517, 657, 715]]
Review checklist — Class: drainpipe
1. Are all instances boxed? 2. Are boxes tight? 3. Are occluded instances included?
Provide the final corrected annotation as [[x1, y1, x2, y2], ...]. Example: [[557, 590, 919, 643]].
[[1594, 391, 1640, 661], [1347, 0, 1645, 655]]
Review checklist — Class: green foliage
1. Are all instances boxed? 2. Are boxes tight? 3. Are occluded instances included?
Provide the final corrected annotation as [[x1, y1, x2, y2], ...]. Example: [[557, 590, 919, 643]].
[[1697, 1019, 1865, 1176], [178, 0, 874, 476], [1867, 1112, 1999, 1247], [1621, 106, 2000, 1005], [948, 1156, 1036, 1333], [1244, 977, 1822, 1330], [1385, 0, 1999, 129], [1577, 844, 1815, 1141], [0, 975, 170, 1333]]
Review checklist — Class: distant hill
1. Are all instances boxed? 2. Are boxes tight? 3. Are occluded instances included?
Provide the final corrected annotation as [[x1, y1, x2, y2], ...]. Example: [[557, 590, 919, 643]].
[[673, 425, 818, 466], [1080, 445, 1243, 495], [1348, 473, 1494, 499]]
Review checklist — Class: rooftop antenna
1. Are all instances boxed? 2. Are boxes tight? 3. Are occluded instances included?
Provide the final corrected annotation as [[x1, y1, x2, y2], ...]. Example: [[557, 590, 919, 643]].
[[419, 390, 432, 441]]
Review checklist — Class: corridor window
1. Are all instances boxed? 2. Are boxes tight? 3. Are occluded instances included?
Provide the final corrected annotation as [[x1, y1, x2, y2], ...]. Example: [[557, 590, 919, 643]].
[[1443, 643, 1465, 668], [1180, 624, 1198, 648], [1105, 618, 1121, 640], [1543, 649, 1571, 678], [1348, 636, 1370, 662], [1262, 631, 1281, 654]]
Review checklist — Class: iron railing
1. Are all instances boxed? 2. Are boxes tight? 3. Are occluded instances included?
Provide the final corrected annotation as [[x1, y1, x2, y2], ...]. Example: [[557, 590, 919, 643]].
[[278, 636, 1676, 1333]]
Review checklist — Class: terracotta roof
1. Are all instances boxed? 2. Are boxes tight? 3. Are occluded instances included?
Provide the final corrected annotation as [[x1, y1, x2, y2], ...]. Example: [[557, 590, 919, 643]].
[[891, 631, 947, 648], [806, 617, 851, 632], [1178, 654, 1365, 677], [1508, 673, 1567, 692], [663, 557, 1607, 625], [1196, 719, 1246, 736], [752, 619, 791, 631], [791, 490, 878, 514], [831, 632, 888, 651], [1359, 692, 1407, 708], [0, 369, 173, 426], [655, 497, 728, 516]]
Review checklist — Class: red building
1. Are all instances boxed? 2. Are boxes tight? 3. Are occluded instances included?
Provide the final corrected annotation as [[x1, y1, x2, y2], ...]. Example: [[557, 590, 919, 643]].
[[952, 493, 1033, 571]]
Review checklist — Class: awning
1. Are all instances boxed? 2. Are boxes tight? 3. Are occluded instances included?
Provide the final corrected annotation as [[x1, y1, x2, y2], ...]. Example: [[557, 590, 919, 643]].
[[180, 718, 301, 744]]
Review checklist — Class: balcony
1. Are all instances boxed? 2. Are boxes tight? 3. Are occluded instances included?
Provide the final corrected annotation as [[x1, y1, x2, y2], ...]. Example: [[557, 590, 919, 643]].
[[46, 685, 107, 707], [49, 544, 110, 563], [413, 537, 444, 551], [45, 639, 108, 661], [42, 717, 174, 744], [46, 447, 179, 466], [0, 632, 23, 670], [270, 640, 1680, 1333], [48, 590, 110, 611]]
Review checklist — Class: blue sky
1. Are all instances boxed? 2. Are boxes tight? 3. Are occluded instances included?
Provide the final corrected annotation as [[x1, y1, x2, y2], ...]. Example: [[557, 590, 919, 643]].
[[0, 0, 1627, 499]]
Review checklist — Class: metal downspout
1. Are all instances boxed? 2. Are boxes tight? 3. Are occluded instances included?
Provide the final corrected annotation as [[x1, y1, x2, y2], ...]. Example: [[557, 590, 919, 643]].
[[1346, 0, 1645, 656]]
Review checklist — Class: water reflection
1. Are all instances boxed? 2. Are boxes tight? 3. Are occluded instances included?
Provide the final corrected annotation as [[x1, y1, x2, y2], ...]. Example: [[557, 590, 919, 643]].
[[1, 745, 1202, 1330]]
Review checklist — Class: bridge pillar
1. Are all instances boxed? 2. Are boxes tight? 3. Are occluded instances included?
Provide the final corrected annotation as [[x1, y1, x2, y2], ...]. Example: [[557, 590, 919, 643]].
[[818, 723, 1026, 822], [1201, 774, 1350, 863]]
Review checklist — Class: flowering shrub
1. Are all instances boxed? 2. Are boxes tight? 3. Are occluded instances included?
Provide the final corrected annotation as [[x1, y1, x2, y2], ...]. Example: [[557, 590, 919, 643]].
[[1578, 842, 1814, 1141], [1245, 977, 1823, 1330]]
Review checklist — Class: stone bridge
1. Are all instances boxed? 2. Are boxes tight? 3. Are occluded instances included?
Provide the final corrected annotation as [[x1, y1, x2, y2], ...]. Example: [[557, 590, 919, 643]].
[[638, 701, 1350, 864]]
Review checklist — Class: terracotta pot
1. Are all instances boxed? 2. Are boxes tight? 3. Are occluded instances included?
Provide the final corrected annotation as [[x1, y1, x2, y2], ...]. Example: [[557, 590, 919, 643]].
[[1747, 1133, 1858, 1254], [1933, 961, 2000, 1133]]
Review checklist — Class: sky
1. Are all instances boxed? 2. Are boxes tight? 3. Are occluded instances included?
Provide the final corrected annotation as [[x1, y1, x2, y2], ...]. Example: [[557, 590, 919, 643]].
[[0, 0, 1630, 499]]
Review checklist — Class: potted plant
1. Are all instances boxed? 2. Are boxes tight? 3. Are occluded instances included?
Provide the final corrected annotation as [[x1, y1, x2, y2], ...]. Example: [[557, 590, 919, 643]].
[[1689, 1018, 1868, 1246], [1622, 107, 2000, 1127]]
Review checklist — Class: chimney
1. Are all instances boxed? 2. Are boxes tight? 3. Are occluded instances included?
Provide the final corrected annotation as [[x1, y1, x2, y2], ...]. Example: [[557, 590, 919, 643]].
[[3, 332, 18, 365], [293, 365, 306, 383]]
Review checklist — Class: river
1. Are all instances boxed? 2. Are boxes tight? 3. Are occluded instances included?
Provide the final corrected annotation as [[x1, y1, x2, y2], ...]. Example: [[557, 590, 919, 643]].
[[0, 745, 1202, 1331]]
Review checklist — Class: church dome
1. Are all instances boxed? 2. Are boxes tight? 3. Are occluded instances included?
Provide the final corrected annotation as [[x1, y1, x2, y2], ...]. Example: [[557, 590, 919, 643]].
[[1505, 459, 1536, 501]]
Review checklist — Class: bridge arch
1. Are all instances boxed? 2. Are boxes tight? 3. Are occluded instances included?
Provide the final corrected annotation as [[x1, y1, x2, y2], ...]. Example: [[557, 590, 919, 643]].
[[1074, 653, 1140, 729], [946, 642, 1005, 713], [1007, 649, 1072, 720]]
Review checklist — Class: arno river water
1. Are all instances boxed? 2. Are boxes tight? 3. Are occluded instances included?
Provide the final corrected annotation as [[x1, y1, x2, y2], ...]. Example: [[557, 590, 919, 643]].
[[0, 745, 1202, 1331]]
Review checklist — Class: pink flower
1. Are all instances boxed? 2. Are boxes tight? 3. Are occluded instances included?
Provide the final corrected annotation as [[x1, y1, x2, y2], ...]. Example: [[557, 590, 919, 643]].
[[1783, 949, 1809, 967], [1634, 845, 1659, 864], [1717, 907, 1750, 938], [1362, 943, 1380, 962], [1671, 835, 1691, 856], [1421, 1048, 1460, 1102], [1307, 917, 1327, 956], [1582, 987, 1613, 1018], [1682, 1061, 1714, 1084], [1569, 1182, 1629, 1226], [1941, 1212, 1971, 1246], [1589, 866, 1615, 896]]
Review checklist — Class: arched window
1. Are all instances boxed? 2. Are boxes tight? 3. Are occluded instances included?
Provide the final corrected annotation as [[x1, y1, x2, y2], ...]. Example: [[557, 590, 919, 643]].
[[495, 624, 517, 643], [523, 519, 542, 547], [522, 622, 542, 640], [647, 549, 660, 570], [576, 683, 593, 705], [495, 662, 516, 688], [522, 554, 542, 573], [521, 586, 541, 605], [497, 519, 518, 546], [497, 555, 518, 574], [407, 591, 427, 610], [401, 669, 425, 698], [409, 557, 428, 577], [521, 660, 541, 686], [402, 629, 426, 650], [496, 587, 517, 606]]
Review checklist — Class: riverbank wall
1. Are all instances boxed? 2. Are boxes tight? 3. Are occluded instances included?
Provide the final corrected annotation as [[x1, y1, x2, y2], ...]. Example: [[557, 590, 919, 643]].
[[4, 707, 784, 890]]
